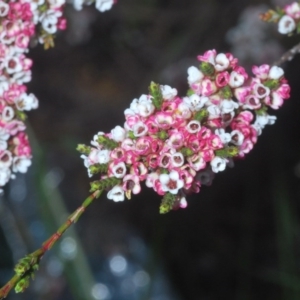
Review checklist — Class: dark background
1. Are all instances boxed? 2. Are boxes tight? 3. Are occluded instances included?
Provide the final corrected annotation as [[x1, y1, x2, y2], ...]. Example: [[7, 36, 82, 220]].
[[2, 0, 300, 299]]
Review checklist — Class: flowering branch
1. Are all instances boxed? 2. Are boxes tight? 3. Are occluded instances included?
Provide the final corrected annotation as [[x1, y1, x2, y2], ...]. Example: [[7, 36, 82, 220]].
[[0, 0, 298, 298], [273, 41, 300, 66], [78, 49, 290, 214], [0, 189, 103, 299]]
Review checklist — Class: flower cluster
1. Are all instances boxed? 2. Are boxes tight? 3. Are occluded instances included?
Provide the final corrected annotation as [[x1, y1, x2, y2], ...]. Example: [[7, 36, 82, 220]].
[[261, 1, 300, 35], [0, 0, 69, 192], [78, 49, 290, 213], [0, 0, 116, 192]]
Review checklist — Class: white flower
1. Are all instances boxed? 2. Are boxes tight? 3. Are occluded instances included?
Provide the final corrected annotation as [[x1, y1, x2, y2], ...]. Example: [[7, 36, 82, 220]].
[[0, 1, 9, 17], [159, 170, 184, 194], [268, 66, 284, 80], [230, 130, 244, 146], [72, 0, 85, 10], [0, 128, 9, 141], [145, 172, 159, 188], [207, 104, 221, 118], [40, 10, 62, 34], [229, 71, 245, 88], [215, 128, 231, 144], [210, 157, 227, 173], [187, 66, 204, 85], [15, 93, 38, 111], [0, 150, 12, 168], [0, 140, 7, 151], [97, 149, 110, 164], [12, 70, 31, 84], [183, 94, 208, 111], [214, 53, 230, 72], [111, 161, 126, 178], [107, 186, 125, 202], [12, 157, 31, 173], [137, 100, 155, 117], [2, 107, 14, 122], [3, 56, 22, 74], [220, 100, 239, 114], [95, 0, 114, 12], [132, 121, 148, 137], [111, 125, 126, 142], [171, 152, 184, 167], [253, 114, 276, 135], [130, 94, 155, 117], [186, 120, 201, 133], [278, 15, 296, 34], [0, 82, 9, 95], [160, 85, 177, 100]]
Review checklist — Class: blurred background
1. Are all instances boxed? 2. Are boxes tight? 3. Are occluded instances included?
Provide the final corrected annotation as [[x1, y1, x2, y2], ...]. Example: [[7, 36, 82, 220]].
[[1, 0, 300, 299]]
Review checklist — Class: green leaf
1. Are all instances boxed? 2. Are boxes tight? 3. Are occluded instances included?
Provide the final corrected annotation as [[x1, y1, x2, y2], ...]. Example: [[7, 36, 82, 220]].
[[187, 89, 195, 96], [89, 163, 108, 175], [199, 62, 215, 77], [149, 82, 163, 110], [215, 146, 239, 158], [180, 147, 194, 157], [194, 109, 208, 122], [219, 86, 233, 99], [15, 277, 30, 294], [76, 144, 92, 155], [90, 177, 121, 192], [156, 130, 168, 140], [97, 136, 119, 150], [256, 105, 268, 116], [263, 79, 279, 90], [159, 193, 177, 214]]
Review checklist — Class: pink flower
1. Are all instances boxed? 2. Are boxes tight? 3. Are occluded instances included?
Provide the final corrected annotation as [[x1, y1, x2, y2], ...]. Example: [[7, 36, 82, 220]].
[[197, 49, 217, 64], [187, 153, 206, 171], [186, 120, 201, 134], [265, 92, 284, 109], [123, 174, 141, 195], [134, 137, 152, 155], [243, 95, 261, 110], [155, 112, 173, 130], [201, 79, 217, 96], [276, 83, 290, 99], [285, 2, 300, 19], [252, 64, 270, 80], [158, 152, 172, 169], [215, 71, 230, 87], [171, 152, 184, 167]]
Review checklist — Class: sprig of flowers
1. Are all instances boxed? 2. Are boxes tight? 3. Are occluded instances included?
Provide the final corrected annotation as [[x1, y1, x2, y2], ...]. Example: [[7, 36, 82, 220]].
[[261, 1, 300, 35], [0, 0, 115, 193], [78, 49, 290, 214]]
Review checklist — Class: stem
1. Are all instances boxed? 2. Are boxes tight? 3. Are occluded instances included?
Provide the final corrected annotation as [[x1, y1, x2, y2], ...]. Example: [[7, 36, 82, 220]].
[[273, 41, 300, 67], [0, 189, 102, 299]]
